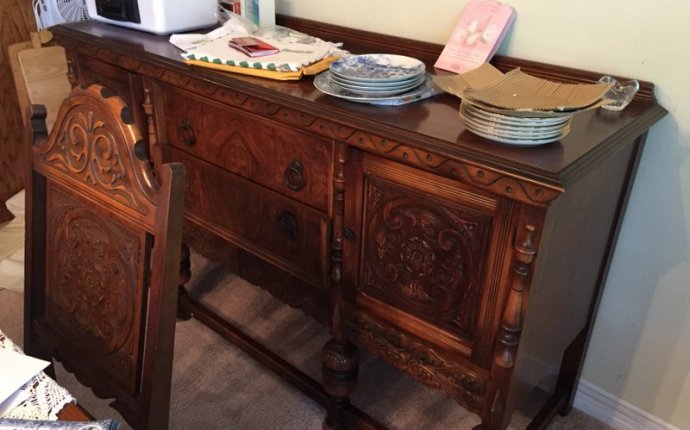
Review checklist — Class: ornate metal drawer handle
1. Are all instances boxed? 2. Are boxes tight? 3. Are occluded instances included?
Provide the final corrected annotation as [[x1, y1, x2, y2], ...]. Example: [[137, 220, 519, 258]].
[[276, 211, 298, 240], [284, 159, 305, 191], [178, 119, 196, 146]]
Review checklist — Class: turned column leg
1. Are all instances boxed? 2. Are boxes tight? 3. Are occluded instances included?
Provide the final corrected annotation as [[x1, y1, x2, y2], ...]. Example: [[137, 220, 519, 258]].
[[176, 242, 193, 320], [322, 141, 358, 430], [477, 224, 538, 430], [475, 365, 516, 430], [322, 338, 359, 430]]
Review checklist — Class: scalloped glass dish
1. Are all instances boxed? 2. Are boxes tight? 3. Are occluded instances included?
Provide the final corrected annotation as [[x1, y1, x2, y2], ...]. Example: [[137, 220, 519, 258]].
[[598, 76, 639, 111]]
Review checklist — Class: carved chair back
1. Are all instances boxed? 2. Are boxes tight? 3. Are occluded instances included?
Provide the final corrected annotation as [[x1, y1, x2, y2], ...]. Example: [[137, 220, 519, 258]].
[[24, 84, 185, 430]]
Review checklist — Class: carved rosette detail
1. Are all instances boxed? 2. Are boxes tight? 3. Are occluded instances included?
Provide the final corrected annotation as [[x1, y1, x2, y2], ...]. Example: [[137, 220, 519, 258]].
[[47, 188, 141, 382], [370, 204, 470, 297], [362, 181, 489, 334], [41, 107, 148, 214], [348, 314, 488, 412]]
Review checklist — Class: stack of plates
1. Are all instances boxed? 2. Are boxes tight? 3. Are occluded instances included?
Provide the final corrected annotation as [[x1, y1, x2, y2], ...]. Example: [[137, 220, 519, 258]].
[[460, 99, 572, 146], [444, 65, 615, 146], [314, 54, 433, 104]]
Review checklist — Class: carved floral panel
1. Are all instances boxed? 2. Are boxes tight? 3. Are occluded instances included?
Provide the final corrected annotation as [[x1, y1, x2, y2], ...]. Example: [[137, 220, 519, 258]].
[[45, 185, 145, 393], [360, 177, 492, 339]]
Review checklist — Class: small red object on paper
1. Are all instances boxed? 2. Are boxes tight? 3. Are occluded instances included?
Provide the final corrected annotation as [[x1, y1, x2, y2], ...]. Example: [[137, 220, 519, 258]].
[[228, 36, 280, 58]]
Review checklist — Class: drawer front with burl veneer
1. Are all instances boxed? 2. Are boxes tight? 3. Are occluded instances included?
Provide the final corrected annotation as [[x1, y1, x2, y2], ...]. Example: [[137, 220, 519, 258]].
[[159, 85, 333, 212], [165, 147, 330, 288]]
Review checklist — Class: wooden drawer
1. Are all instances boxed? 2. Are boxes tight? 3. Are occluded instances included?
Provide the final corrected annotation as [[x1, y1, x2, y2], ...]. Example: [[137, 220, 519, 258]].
[[165, 147, 328, 287], [160, 86, 332, 212]]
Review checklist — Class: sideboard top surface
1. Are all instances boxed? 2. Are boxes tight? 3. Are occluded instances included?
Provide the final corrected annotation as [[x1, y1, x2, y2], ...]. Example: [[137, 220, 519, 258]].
[[51, 20, 667, 187]]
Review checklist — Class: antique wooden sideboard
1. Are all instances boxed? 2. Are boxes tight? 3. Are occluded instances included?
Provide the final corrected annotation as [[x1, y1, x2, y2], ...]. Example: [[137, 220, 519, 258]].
[[50, 16, 666, 430]]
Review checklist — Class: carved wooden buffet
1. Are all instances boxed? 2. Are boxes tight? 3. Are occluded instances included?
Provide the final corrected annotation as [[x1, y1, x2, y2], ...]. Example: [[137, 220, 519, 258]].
[[50, 16, 666, 430]]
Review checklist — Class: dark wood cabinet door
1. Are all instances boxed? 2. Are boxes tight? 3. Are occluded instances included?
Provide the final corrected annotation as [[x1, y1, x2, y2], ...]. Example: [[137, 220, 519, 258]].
[[344, 152, 517, 366]]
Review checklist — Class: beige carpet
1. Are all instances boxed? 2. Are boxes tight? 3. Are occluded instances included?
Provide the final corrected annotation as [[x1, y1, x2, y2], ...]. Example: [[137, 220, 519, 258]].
[[0, 252, 614, 430]]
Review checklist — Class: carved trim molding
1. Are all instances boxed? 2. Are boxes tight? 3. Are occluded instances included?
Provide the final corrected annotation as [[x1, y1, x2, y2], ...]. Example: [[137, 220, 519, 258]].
[[349, 131, 562, 205], [61, 39, 563, 206], [346, 312, 489, 413]]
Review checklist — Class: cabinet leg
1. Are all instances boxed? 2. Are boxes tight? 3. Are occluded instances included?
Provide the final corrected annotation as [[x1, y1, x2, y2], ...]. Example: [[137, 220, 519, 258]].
[[556, 327, 588, 416], [478, 376, 515, 430], [177, 243, 192, 320], [476, 223, 537, 430], [321, 338, 359, 430]]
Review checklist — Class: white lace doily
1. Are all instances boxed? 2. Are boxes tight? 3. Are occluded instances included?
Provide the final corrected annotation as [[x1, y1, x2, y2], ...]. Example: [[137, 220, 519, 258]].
[[0, 330, 76, 420]]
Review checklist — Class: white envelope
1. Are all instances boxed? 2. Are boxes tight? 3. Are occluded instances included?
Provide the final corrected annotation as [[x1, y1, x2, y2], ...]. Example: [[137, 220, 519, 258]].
[[0, 349, 49, 417]]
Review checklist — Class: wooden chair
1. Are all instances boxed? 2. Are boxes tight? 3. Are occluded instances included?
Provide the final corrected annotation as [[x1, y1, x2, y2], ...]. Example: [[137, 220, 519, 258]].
[[24, 84, 185, 430]]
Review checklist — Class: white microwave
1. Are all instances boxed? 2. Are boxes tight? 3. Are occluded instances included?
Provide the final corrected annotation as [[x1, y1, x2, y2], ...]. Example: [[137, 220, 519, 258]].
[[85, 0, 218, 35]]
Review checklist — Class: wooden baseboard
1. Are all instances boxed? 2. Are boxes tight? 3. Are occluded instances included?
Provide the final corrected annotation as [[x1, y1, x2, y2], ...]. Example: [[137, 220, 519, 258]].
[[574, 379, 681, 430]]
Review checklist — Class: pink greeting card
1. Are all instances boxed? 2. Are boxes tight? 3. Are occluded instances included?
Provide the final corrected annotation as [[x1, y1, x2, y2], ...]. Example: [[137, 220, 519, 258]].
[[435, 0, 515, 74]]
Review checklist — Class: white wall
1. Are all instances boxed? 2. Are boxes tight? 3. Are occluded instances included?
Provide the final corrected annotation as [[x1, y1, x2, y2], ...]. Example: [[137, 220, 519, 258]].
[[276, 1, 690, 429]]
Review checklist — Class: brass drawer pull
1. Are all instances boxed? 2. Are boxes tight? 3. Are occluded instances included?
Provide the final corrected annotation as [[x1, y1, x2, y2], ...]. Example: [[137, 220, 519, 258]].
[[276, 211, 298, 240], [284, 159, 305, 191], [178, 119, 196, 146]]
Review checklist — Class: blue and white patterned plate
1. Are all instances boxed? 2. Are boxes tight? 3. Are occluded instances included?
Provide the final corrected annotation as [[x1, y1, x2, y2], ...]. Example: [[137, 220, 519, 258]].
[[330, 72, 426, 90], [314, 71, 433, 103], [329, 73, 427, 97], [330, 54, 426, 83]]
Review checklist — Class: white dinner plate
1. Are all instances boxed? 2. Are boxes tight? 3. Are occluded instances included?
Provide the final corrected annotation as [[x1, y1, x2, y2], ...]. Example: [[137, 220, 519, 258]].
[[461, 105, 571, 135], [460, 110, 569, 139], [460, 109, 570, 145], [461, 98, 575, 119], [462, 101, 573, 127]]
